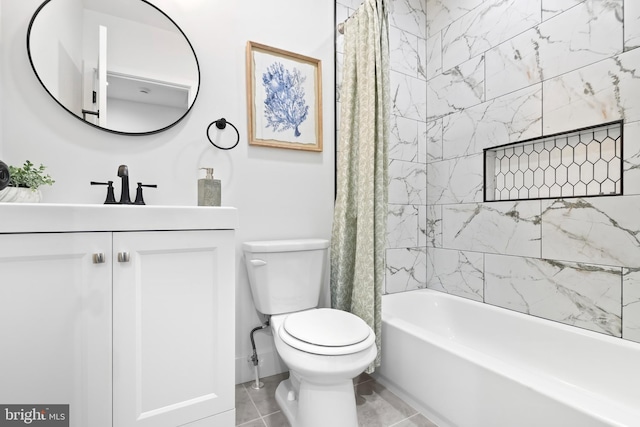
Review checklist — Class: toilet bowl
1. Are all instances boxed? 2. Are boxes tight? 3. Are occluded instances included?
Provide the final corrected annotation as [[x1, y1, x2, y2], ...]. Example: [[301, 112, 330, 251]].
[[243, 239, 377, 427], [271, 309, 377, 427]]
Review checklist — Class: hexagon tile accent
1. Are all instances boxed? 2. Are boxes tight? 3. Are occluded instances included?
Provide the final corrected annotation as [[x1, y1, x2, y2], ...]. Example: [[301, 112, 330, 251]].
[[484, 121, 623, 202]]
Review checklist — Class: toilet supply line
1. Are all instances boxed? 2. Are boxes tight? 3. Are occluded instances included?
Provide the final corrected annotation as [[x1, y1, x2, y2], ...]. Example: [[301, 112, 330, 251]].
[[249, 318, 270, 390]]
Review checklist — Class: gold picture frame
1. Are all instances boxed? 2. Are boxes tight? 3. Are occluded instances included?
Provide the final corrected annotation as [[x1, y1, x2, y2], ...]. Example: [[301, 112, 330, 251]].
[[246, 41, 323, 152]]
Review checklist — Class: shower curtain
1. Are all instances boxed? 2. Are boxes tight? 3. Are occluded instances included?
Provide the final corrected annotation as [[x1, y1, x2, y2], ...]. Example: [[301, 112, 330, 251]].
[[331, 0, 390, 373]]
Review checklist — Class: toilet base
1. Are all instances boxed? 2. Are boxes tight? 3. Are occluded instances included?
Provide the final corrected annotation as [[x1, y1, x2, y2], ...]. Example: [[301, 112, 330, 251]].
[[275, 375, 358, 427]]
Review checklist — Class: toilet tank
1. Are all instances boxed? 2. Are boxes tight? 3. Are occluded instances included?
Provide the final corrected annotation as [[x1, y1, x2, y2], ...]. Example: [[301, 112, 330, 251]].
[[243, 239, 329, 315]]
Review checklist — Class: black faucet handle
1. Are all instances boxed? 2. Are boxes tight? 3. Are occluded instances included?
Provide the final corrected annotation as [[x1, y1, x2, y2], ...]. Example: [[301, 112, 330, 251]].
[[133, 182, 158, 205], [91, 181, 117, 204]]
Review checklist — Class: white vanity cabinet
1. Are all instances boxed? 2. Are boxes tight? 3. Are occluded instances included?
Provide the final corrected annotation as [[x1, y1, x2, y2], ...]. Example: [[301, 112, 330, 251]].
[[0, 232, 113, 427], [0, 205, 238, 427], [113, 229, 235, 427]]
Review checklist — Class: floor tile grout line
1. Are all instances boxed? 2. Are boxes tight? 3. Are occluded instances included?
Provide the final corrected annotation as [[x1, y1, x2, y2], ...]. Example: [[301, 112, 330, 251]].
[[259, 409, 283, 418], [236, 418, 267, 427], [388, 414, 417, 427], [240, 382, 265, 425]]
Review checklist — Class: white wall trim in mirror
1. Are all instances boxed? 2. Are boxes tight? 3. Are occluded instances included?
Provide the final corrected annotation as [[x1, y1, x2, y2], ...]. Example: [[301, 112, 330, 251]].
[[27, 0, 200, 135]]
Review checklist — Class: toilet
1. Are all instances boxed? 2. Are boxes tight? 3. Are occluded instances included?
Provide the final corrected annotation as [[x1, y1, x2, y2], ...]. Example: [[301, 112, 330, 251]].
[[243, 238, 377, 427]]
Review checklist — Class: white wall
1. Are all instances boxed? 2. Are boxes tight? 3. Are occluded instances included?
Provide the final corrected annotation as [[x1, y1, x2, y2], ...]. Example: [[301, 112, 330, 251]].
[[1, 0, 335, 383]]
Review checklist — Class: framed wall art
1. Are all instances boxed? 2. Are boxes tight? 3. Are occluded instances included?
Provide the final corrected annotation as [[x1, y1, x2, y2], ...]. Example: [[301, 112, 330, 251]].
[[246, 41, 323, 152]]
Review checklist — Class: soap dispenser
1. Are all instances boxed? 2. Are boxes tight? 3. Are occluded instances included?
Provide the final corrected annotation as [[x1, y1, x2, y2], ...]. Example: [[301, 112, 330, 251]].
[[198, 168, 221, 206]]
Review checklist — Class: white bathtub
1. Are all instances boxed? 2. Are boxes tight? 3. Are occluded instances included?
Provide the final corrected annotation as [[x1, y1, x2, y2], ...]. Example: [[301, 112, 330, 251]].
[[374, 289, 640, 427]]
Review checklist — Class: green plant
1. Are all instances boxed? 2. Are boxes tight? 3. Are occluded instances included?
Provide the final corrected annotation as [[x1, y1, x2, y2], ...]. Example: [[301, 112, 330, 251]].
[[9, 160, 55, 190]]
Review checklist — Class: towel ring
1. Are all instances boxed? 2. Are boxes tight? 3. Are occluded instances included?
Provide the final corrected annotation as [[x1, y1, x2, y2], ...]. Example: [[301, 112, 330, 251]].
[[207, 118, 240, 150]]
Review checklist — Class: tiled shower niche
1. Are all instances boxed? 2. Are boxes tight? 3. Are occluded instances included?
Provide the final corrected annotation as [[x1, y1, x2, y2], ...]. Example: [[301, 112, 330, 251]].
[[484, 121, 623, 202]]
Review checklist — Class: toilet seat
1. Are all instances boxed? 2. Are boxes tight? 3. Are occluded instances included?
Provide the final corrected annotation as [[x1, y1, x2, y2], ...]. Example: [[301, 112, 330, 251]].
[[279, 308, 375, 356]]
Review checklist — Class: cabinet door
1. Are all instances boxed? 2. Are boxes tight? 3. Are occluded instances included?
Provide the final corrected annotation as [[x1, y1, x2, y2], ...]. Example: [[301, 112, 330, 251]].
[[0, 232, 112, 427], [113, 230, 235, 427]]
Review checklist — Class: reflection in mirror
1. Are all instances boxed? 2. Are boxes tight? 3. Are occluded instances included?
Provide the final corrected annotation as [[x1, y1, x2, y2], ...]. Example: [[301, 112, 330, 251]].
[[27, 0, 200, 135]]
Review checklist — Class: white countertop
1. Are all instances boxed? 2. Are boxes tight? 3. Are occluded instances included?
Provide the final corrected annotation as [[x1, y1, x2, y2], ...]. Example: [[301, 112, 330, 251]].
[[0, 203, 239, 233]]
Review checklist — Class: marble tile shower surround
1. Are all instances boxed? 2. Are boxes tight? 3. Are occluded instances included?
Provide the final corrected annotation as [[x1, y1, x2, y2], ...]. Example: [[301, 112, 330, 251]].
[[425, 119, 442, 162], [387, 204, 419, 248], [442, 201, 541, 257], [623, 268, 640, 342], [428, 197, 633, 338], [626, 1, 640, 51], [441, 0, 542, 71], [426, 153, 483, 205], [388, 0, 427, 39], [389, 116, 425, 163], [425, 0, 483, 38], [422, 0, 640, 344], [623, 121, 640, 195], [391, 71, 427, 121], [484, 255, 622, 337], [541, 0, 590, 21], [486, 1, 624, 100], [540, 197, 640, 268], [426, 55, 484, 120], [386, 247, 428, 293], [441, 84, 542, 159], [427, 247, 483, 301], [543, 48, 640, 134], [389, 159, 427, 205], [336, 0, 640, 343]]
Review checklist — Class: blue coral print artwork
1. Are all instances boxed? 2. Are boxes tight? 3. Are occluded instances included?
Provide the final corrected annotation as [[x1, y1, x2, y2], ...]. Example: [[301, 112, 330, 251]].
[[251, 45, 319, 147], [261, 62, 309, 138]]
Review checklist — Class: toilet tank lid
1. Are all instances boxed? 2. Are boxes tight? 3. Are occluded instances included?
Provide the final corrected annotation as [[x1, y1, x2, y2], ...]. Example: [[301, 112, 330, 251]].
[[243, 238, 329, 253]]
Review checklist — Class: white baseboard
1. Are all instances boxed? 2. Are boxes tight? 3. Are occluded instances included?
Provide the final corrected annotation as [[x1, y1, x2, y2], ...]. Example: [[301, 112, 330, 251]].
[[235, 349, 288, 385]]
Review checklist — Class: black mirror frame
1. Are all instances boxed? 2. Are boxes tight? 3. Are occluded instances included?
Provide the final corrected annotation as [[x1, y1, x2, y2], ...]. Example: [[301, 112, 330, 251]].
[[26, 0, 201, 136]]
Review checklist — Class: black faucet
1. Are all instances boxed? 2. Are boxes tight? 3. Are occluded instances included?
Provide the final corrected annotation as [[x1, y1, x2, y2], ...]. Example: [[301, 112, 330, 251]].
[[117, 165, 132, 204], [92, 167, 156, 205]]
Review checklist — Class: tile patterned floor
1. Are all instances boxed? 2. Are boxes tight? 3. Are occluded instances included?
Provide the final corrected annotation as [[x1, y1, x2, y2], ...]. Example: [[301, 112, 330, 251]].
[[235, 372, 439, 427]]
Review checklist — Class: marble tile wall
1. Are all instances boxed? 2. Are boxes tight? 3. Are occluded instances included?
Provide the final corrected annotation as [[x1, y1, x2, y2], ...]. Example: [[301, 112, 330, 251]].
[[426, 0, 640, 344], [335, 0, 429, 295]]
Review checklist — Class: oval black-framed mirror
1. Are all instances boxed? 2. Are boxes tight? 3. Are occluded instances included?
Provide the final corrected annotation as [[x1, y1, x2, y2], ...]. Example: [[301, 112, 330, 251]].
[[27, 0, 200, 135]]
